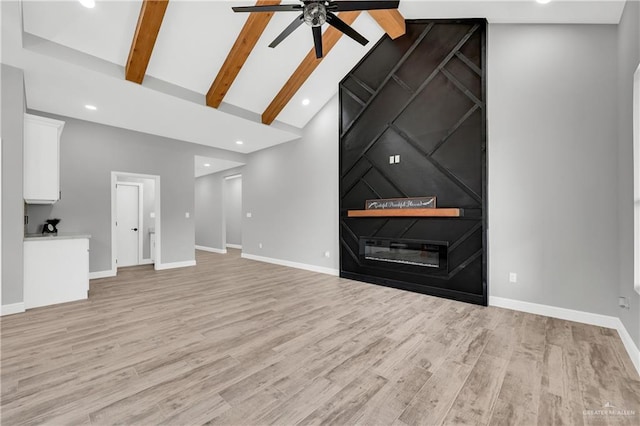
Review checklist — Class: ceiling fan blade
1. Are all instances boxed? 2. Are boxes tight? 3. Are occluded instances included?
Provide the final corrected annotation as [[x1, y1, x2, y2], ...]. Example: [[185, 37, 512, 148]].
[[269, 14, 305, 48], [326, 12, 368, 46], [312, 26, 323, 59], [232, 4, 302, 13], [329, 1, 399, 11]]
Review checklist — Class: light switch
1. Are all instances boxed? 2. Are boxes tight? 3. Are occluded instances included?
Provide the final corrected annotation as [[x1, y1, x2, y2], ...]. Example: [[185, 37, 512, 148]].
[[246, 212, 252, 218], [395, 155, 400, 163], [185, 212, 190, 218], [389, 155, 395, 164], [150, 212, 155, 218]]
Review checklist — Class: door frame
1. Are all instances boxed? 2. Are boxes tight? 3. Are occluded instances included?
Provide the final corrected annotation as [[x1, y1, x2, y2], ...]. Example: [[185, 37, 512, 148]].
[[115, 182, 144, 267], [111, 171, 161, 274]]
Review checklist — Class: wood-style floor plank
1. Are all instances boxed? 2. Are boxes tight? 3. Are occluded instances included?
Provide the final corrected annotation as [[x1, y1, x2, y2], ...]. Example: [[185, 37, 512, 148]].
[[1, 249, 638, 425]]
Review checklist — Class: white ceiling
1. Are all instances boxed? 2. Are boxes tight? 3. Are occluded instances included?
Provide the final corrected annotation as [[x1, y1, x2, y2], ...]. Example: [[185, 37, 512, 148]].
[[3, 0, 627, 156]]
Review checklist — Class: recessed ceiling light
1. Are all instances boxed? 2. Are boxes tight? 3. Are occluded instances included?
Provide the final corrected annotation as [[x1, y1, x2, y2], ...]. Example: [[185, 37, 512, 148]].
[[236, 140, 244, 145], [536, 0, 551, 4], [84, 104, 97, 110], [204, 163, 211, 167], [302, 98, 310, 106], [79, 0, 96, 9]]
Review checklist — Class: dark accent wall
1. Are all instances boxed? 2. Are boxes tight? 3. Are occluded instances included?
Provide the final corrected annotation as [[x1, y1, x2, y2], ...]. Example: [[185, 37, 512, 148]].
[[339, 19, 487, 305]]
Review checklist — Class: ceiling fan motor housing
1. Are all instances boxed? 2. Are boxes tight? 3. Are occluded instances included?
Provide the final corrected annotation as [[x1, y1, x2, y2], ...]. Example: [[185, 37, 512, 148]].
[[303, 2, 327, 27]]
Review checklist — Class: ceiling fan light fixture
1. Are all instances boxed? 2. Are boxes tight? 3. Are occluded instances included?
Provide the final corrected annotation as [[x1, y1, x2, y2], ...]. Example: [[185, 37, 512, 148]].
[[303, 2, 327, 27]]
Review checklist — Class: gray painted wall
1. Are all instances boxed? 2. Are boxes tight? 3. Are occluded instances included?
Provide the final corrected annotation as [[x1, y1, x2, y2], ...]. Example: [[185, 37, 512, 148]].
[[487, 24, 619, 317], [25, 111, 246, 273], [195, 167, 244, 251], [224, 176, 242, 247], [242, 97, 339, 270], [29, 176, 157, 260], [238, 24, 631, 331], [617, 0, 640, 348], [1, 64, 25, 305], [195, 172, 222, 250]]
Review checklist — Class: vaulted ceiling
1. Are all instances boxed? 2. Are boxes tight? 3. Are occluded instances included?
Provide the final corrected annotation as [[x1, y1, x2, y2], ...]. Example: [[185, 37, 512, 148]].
[[1, 0, 626, 154]]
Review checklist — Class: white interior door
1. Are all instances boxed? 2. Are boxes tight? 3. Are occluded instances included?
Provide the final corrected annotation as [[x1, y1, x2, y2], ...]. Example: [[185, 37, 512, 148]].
[[116, 184, 140, 267]]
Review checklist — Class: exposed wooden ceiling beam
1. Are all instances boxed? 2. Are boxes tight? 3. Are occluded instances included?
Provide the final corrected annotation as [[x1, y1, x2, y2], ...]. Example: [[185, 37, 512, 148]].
[[262, 11, 361, 125], [125, 0, 169, 84], [206, 0, 281, 109], [368, 9, 406, 39]]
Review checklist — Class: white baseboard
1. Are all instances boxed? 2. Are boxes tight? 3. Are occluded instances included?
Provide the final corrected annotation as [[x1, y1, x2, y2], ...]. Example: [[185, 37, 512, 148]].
[[195, 245, 227, 254], [489, 296, 620, 329], [155, 260, 196, 270], [1, 302, 25, 316], [612, 317, 640, 376], [241, 253, 339, 276], [226, 244, 242, 250], [89, 269, 116, 280], [489, 296, 640, 376]]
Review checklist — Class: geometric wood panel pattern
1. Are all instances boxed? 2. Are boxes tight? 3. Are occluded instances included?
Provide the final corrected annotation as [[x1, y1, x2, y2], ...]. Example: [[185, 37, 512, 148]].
[[339, 19, 488, 305]]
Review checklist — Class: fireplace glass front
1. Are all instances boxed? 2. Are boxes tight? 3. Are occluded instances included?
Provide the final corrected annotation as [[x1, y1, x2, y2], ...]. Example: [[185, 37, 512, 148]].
[[359, 238, 448, 271]]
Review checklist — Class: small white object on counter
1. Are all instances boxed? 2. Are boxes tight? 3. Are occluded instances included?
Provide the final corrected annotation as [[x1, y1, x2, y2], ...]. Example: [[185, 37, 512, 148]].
[[24, 234, 90, 309]]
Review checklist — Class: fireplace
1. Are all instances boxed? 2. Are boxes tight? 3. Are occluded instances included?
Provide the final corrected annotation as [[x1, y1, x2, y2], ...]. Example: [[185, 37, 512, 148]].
[[359, 238, 448, 272], [339, 19, 487, 305]]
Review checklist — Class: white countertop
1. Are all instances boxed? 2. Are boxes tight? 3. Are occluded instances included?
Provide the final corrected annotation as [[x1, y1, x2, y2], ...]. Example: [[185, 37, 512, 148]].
[[24, 233, 91, 241]]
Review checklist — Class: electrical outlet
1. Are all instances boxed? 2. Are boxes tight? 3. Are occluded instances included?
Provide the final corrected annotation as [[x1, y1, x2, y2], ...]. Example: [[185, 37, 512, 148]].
[[619, 296, 630, 309], [509, 272, 517, 283], [150, 212, 155, 218], [259, 243, 263, 249], [324, 251, 330, 258], [185, 212, 190, 219], [246, 212, 252, 218]]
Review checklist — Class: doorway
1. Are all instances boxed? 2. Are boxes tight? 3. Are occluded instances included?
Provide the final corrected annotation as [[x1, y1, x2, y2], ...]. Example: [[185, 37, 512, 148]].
[[116, 183, 143, 267], [224, 174, 242, 250], [111, 172, 161, 274]]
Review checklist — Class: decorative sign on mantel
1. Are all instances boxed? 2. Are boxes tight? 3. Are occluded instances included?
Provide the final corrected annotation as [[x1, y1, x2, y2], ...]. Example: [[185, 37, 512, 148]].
[[365, 197, 437, 210]]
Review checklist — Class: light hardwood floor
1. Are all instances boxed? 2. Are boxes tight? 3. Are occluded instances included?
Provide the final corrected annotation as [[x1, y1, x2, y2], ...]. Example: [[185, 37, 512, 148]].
[[1, 249, 639, 425]]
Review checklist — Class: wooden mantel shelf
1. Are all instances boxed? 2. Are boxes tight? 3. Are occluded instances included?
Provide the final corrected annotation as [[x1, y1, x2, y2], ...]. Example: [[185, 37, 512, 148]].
[[347, 208, 462, 218]]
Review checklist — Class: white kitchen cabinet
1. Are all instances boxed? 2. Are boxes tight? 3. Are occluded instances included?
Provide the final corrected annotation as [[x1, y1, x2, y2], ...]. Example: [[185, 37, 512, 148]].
[[24, 235, 90, 309], [23, 113, 65, 204]]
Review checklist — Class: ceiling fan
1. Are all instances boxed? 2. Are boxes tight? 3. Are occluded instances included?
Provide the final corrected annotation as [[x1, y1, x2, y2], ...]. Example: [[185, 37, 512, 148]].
[[232, 1, 400, 59]]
